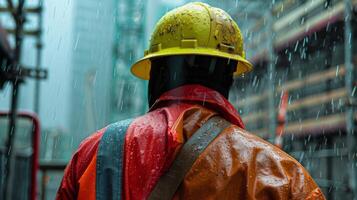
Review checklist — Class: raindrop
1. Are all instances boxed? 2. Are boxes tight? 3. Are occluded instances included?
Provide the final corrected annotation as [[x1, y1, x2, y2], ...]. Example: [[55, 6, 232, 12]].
[[352, 86, 356, 96], [335, 65, 340, 77]]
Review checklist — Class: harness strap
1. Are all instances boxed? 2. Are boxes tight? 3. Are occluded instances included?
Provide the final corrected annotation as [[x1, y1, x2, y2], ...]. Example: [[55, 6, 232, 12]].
[[96, 118, 133, 200], [148, 116, 231, 200]]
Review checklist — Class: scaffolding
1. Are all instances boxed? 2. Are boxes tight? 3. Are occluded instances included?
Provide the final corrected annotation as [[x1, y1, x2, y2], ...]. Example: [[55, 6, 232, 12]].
[[0, 0, 46, 199]]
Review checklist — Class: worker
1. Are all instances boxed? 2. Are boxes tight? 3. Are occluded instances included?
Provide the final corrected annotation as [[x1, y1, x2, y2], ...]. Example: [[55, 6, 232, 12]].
[[56, 2, 325, 200]]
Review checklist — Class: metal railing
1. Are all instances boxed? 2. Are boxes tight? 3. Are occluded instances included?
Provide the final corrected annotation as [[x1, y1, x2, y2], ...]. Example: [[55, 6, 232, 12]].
[[39, 161, 67, 200], [0, 112, 40, 200]]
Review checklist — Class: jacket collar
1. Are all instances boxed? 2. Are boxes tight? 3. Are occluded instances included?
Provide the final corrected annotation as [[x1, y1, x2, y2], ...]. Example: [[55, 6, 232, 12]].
[[150, 84, 245, 128]]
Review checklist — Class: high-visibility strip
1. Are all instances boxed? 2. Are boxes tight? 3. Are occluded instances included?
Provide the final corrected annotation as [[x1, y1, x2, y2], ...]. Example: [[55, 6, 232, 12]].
[[148, 116, 231, 200], [96, 118, 133, 200]]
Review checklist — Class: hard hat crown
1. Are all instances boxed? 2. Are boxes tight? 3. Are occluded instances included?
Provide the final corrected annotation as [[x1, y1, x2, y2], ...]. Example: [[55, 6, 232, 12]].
[[131, 2, 253, 80]]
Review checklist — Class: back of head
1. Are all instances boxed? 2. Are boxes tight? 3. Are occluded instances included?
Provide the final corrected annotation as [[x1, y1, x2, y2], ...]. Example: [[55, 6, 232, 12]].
[[148, 55, 237, 106], [130, 2, 253, 106]]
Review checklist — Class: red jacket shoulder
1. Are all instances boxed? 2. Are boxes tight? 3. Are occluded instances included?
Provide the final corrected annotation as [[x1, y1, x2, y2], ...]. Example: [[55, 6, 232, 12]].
[[56, 128, 106, 200]]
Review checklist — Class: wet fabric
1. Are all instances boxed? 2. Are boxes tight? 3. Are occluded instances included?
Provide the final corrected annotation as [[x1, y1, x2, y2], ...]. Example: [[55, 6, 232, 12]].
[[96, 118, 133, 200], [148, 116, 231, 200], [56, 84, 325, 200]]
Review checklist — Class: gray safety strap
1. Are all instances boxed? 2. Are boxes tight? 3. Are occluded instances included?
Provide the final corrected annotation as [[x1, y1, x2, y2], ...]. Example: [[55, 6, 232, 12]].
[[148, 116, 231, 200], [96, 118, 133, 200]]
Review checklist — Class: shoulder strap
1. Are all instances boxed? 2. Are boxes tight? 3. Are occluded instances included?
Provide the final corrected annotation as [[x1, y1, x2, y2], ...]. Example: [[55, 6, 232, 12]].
[[96, 118, 133, 200], [148, 116, 231, 200]]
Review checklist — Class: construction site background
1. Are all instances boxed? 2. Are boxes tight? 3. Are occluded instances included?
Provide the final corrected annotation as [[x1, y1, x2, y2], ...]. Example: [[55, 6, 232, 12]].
[[0, 0, 356, 199]]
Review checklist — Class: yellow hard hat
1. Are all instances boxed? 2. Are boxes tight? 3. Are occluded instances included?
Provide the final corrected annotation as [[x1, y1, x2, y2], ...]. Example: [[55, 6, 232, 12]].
[[131, 2, 253, 80]]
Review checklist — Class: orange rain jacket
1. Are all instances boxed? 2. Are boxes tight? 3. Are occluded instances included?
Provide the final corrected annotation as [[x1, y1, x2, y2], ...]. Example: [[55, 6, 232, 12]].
[[56, 85, 325, 200]]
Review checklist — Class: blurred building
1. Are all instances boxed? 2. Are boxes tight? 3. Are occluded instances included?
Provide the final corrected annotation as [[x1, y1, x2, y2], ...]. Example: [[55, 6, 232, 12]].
[[70, 0, 156, 144], [231, 1, 357, 199], [70, 0, 115, 143], [110, 0, 147, 121]]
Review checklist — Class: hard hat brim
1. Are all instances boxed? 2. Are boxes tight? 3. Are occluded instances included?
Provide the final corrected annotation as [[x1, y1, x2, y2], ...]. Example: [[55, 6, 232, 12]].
[[131, 47, 253, 80]]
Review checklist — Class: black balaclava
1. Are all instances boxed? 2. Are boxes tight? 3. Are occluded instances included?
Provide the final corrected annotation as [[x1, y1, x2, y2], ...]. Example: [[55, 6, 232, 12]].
[[148, 55, 237, 107]]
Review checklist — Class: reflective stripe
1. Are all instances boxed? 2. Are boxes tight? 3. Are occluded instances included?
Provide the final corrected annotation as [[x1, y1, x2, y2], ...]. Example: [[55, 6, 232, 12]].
[[148, 116, 231, 200], [96, 119, 133, 200]]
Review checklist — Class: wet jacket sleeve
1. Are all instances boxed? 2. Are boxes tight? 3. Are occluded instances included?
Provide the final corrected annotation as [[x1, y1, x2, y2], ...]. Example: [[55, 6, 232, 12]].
[[55, 129, 105, 200], [56, 148, 80, 200], [175, 125, 325, 200]]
